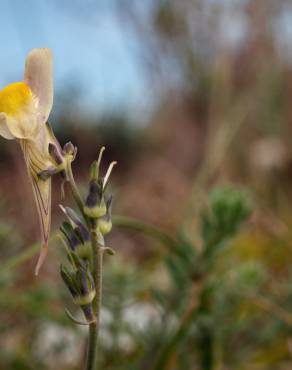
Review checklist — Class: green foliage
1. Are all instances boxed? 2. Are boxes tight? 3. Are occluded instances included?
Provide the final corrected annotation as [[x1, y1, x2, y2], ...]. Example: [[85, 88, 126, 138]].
[[119, 185, 254, 370], [201, 186, 252, 258], [2, 185, 292, 370]]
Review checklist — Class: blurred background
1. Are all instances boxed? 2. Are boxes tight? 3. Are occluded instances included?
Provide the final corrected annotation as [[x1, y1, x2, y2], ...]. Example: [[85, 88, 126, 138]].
[[1, 0, 292, 369]]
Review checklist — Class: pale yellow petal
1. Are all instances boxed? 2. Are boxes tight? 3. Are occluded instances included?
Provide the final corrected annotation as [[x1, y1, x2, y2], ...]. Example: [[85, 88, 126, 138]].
[[24, 48, 53, 124], [0, 113, 15, 140], [3, 113, 38, 139]]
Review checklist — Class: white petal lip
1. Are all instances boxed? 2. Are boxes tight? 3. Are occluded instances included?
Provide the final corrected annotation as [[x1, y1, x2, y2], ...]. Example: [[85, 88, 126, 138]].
[[24, 48, 53, 125], [0, 113, 15, 139], [0, 111, 38, 140]]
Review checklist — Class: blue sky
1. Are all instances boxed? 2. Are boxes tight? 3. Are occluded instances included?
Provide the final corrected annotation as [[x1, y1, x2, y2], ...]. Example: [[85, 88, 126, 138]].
[[1, 0, 292, 121], [0, 0, 149, 117]]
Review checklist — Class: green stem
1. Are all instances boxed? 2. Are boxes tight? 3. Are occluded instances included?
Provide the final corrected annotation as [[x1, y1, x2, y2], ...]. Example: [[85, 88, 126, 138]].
[[113, 216, 180, 253], [66, 160, 89, 226], [87, 323, 98, 370], [86, 228, 103, 370], [151, 303, 199, 370], [65, 160, 103, 370]]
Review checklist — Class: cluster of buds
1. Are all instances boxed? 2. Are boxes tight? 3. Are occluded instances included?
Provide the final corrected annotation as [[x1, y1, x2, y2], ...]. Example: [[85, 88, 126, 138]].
[[59, 147, 116, 324], [83, 147, 115, 232], [38, 129, 77, 183], [59, 205, 95, 323], [60, 206, 91, 261]]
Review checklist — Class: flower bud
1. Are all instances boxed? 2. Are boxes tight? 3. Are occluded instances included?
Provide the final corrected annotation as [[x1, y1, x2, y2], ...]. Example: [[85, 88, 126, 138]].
[[84, 179, 106, 219], [60, 221, 91, 260], [49, 143, 64, 165], [60, 206, 89, 239], [60, 205, 91, 260], [63, 141, 77, 160], [74, 267, 95, 305], [98, 195, 113, 235], [60, 264, 96, 323]]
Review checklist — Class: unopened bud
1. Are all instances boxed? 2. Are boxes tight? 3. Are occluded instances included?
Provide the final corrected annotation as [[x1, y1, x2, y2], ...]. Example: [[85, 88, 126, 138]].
[[63, 142, 77, 159], [49, 143, 64, 165], [98, 195, 113, 235], [60, 264, 96, 323], [98, 218, 112, 235], [60, 206, 89, 240], [38, 167, 58, 181], [60, 264, 96, 306], [60, 221, 91, 260], [84, 180, 106, 219]]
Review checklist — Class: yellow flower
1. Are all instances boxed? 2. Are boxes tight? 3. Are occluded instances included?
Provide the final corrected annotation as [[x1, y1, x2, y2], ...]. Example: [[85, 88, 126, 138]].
[[0, 48, 59, 274]]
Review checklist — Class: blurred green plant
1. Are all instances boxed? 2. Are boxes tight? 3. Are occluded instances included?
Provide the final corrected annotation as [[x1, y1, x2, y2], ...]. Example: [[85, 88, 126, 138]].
[[2, 185, 292, 370]]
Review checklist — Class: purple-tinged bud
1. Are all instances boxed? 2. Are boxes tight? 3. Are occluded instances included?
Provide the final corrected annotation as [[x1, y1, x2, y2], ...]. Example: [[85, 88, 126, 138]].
[[60, 264, 96, 323], [63, 142, 77, 160], [60, 221, 91, 260], [38, 166, 58, 181], [84, 179, 106, 219], [49, 143, 64, 165]]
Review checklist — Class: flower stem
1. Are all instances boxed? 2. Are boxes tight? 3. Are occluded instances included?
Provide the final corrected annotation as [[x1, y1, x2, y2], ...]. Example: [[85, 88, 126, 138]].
[[65, 160, 103, 370], [66, 160, 89, 225], [86, 228, 103, 370]]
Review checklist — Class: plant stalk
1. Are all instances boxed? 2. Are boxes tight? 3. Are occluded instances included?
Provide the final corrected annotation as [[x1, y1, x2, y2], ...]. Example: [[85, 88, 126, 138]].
[[66, 160, 89, 226], [65, 160, 103, 370], [86, 228, 103, 370]]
